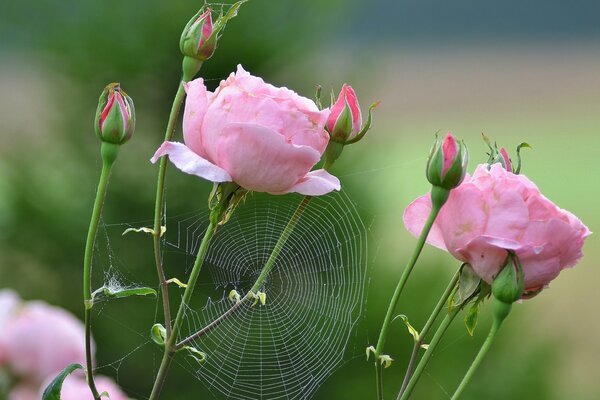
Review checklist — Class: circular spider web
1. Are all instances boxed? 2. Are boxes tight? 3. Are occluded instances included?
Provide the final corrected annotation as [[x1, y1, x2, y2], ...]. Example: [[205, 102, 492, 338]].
[[164, 191, 367, 399]]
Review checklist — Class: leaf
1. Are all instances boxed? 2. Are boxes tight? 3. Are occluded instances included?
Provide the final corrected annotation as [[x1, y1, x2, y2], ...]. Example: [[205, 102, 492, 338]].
[[365, 346, 376, 361], [420, 344, 430, 350], [92, 285, 156, 303], [151, 323, 167, 346], [183, 346, 207, 363], [122, 226, 166, 237], [464, 302, 480, 336], [456, 264, 481, 306], [379, 354, 394, 368], [42, 363, 83, 400], [395, 314, 420, 342], [167, 278, 188, 289]]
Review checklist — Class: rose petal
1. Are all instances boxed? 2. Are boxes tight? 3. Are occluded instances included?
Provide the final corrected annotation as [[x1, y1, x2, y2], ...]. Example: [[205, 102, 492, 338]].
[[217, 123, 321, 193], [151, 141, 232, 183], [183, 78, 211, 159], [403, 194, 447, 251], [275, 169, 341, 196]]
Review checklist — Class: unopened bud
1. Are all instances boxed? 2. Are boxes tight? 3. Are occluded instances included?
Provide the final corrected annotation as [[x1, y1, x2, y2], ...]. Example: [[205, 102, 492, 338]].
[[492, 252, 525, 304], [426, 132, 468, 190], [326, 84, 362, 143], [94, 83, 135, 145], [180, 9, 215, 62]]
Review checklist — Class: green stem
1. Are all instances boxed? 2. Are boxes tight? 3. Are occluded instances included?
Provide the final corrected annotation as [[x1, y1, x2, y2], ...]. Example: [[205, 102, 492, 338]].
[[398, 268, 461, 398], [450, 299, 510, 400], [148, 210, 218, 400], [83, 142, 119, 400], [398, 307, 460, 400], [176, 196, 312, 348], [375, 362, 384, 400], [373, 186, 448, 361], [152, 81, 187, 338]]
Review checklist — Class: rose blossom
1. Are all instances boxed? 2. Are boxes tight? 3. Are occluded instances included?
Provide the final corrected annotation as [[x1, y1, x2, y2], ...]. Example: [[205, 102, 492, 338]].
[[403, 163, 591, 294], [0, 289, 22, 365], [1, 301, 89, 383], [152, 65, 340, 196]]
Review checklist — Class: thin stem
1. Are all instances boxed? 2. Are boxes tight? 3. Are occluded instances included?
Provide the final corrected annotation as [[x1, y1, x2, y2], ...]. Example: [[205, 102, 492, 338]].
[[152, 82, 188, 338], [398, 308, 460, 400], [451, 299, 510, 400], [375, 362, 383, 400], [82, 142, 119, 400], [176, 196, 312, 348], [398, 268, 461, 398], [149, 215, 218, 400], [374, 198, 444, 360]]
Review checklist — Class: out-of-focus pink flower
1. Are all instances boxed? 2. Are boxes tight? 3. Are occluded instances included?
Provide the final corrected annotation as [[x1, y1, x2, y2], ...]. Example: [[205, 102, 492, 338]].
[[326, 84, 362, 141], [38, 374, 129, 400], [8, 383, 38, 400], [152, 65, 340, 196], [1, 301, 89, 383], [0, 289, 22, 365], [404, 163, 591, 294]]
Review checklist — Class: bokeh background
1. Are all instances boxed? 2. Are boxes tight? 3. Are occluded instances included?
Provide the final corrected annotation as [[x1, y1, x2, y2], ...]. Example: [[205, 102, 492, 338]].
[[1, 0, 599, 399]]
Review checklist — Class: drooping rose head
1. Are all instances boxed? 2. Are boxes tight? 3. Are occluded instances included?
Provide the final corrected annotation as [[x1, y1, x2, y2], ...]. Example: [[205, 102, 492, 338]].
[[152, 65, 340, 196], [326, 84, 362, 142], [404, 163, 591, 296], [1, 301, 89, 383]]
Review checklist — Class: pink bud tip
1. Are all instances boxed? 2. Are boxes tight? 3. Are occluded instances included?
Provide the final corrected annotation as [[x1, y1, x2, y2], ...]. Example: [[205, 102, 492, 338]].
[[326, 84, 362, 137], [441, 132, 458, 177], [198, 9, 213, 49], [500, 147, 512, 172]]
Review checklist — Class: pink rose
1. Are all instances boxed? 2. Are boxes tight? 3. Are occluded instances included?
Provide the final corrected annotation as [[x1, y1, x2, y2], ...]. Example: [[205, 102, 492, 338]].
[[8, 383, 38, 400], [404, 163, 591, 294], [152, 65, 340, 196], [38, 374, 129, 400], [1, 301, 89, 383]]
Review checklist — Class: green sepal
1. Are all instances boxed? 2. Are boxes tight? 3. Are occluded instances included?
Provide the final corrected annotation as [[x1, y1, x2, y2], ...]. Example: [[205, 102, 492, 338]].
[[151, 323, 167, 346], [41, 363, 83, 400], [514, 142, 532, 174], [345, 101, 379, 145], [452, 264, 481, 308], [394, 314, 420, 342], [315, 85, 323, 109], [492, 251, 525, 304], [330, 98, 354, 142], [464, 301, 480, 336]]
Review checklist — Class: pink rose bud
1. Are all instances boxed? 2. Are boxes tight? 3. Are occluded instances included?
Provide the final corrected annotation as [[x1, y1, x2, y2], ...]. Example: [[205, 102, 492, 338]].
[[180, 8, 215, 62], [94, 83, 135, 145], [492, 252, 524, 304], [151, 65, 340, 196], [426, 132, 469, 190], [499, 147, 512, 172], [326, 84, 362, 142], [404, 163, 591, 294], [1, 301, 89, 384]]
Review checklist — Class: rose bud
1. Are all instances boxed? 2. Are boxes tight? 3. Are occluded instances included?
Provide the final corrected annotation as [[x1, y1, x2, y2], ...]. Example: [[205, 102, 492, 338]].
[[326, 84, 362, 143], [492, 252, 524, 304], [180, 8, 215, 62], [94, 83, 135, 145], [426, 132, 468, 191], [499, 147, 512, 172]]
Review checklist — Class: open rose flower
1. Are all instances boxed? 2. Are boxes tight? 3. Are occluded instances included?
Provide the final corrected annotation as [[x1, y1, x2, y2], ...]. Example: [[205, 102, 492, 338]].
[[404, 163, 591, 294], [151, 65, 340, 196]]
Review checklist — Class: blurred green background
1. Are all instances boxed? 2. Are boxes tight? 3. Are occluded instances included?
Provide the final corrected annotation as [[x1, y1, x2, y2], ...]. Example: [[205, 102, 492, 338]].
[[0, 0, 599, 399]]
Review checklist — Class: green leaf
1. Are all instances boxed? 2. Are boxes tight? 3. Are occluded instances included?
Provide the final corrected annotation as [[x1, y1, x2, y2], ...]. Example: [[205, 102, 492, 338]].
[[166, 277, 188, 289], [365, 346, 376, 361], [456, 264, 481, 306], [151, 323, 167, 346], [92, 285, 156, 303], [183, 346, 207, 363], [42, 363, 83, 400], [464, 302, 480, 336], [395, 314, 420, 342], [122, 226, 166, 237]]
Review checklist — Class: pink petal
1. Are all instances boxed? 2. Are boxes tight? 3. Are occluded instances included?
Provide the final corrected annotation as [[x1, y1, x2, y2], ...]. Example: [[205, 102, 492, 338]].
[[216, 123, 321, 193], [151, 141, 231, 183], [183, 78, 211, 159], [403, 194, 447, 251], [276, 169, 341, 196]]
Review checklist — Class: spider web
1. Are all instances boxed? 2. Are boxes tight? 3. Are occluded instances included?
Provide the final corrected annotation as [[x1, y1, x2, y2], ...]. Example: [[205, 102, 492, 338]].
[[161, 191, 368, 400]]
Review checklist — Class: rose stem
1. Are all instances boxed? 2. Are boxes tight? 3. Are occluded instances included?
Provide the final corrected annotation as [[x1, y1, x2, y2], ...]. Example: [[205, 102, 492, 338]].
[[397, 268, 460, 398], [83, 142, 120, 400], [450, 298, 511, 400], [373, 186, 449, 400]]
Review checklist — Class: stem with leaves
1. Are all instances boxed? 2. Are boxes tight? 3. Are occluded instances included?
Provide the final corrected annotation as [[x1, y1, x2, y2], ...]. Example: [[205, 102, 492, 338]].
[[82, 142, 120, 400], [397, 268, 461, 398]]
